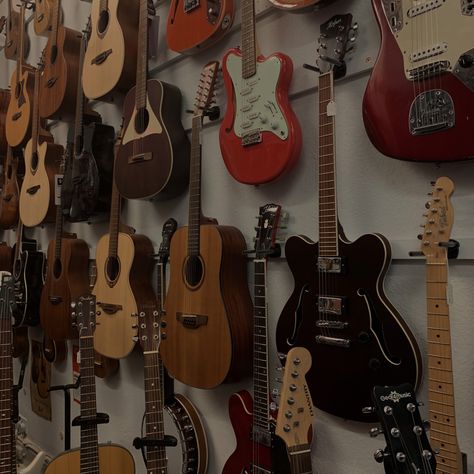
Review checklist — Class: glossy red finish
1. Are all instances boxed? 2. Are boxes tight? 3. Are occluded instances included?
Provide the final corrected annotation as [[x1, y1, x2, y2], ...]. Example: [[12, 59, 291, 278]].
[[220, 50, 302, 184], [363, 0, 474, 162]]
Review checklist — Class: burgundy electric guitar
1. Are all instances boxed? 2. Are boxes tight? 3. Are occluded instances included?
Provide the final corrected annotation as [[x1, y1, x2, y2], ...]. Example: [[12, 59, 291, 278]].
[[363, 0, 474, 162], [219, 0, 301, 184], [223, 204, 290, 474]]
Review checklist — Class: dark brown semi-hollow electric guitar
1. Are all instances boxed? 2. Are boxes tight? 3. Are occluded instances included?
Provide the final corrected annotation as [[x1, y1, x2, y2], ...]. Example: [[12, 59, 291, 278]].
[[160, 62, 253, 389], [39, 0, 82, 120], [275, 16, 422, 422], [115, 0, 189, 201]]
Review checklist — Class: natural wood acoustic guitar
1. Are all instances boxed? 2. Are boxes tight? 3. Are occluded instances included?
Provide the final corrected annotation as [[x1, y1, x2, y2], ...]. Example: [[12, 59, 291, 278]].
[[0, 147, 20, 230], [4, 0, 30, 61], [34, 0, 59, 36], [160, 62, 253, 389]]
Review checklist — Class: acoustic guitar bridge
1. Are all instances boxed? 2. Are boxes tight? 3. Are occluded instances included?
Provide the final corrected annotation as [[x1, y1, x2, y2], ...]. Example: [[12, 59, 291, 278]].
[[12, 111, 22, 121], [129, 152, 152, 164], [46, 77, 58, 88], [97, 302, 123, 314], [26, 185, 41, 195], [92, 49, 113, 65], [48, 296, 63, 305], [177, 313, 208, 329]]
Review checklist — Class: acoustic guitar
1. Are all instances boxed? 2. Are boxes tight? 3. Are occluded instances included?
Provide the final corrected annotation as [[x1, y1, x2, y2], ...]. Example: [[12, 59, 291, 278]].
[[39, 0, 82, 120], [275, 347, 314, 474], [160, 62, 253, 389], [166, 0, 234, 54], [39, 157, 90, 341], [34, 0, 58, 36], [93, 134, 158, 360], [115, 0, 190, 201], [0, 89, 10, 156], [45, 295, 135, 474], [223, 204, 290, 474], [82, 0, 139, 100], [4, 0, 30, 61], [20, 67, 63, 228], [0, 147, 20, 230], [275, 15, 421, 422], [5, 1, 34, 149], [363, 0, 474, 161], [219, 0, 301, 184]]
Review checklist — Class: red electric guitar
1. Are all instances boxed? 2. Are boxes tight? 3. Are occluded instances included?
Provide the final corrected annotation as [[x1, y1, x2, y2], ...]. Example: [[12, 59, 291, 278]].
[[363, 0, 474, 162], [223, 204, 290, 474], [219, 0, 301, 184]]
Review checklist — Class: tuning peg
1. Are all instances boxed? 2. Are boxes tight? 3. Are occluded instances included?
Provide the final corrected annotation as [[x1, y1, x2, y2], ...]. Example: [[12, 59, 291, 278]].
[[362, 406, 375, 414], [396, 452, 406, 463], [277, 352, 287, 362], [272, 388, 280, 398], [276, 366, 284, 373], [422, 450, 433, 460], [132, 336, 139, 342], [425, 202, 430, 209], [374, 449, 389, 463], [390, 428, 400, 438], [417, 234, 423, 240], [383, 406, 393, 415], [406, 402, 416, 413], [369, 427, 384, 438], [431, 181, 436, 186]]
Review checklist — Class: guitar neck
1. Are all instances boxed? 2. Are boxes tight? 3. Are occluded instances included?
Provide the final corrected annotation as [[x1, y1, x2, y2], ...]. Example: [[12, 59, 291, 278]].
[[107, 181, 121, 258], [31, 69, 41, 156], [426, 256, 462, 470], [13, 219, 23, 263], [241, 0, 256, 78], [318, 71, 339, 257], [17, 3, 25, 75], [288, 444, 312, 474], [53, 192, 64, 262], [135, 0, 149, 109], [73, 33, 87, 156], [6, 0, 11, 45], [51, 0, 61, 47], [253, 258, 270, 431], [79, 326, 99, 473], [187, 116, 203, 257]]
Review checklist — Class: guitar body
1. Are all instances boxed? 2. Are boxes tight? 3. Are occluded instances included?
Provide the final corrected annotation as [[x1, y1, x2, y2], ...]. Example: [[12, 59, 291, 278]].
[[5, 67, 34, 148], [223, 391, 290, 474], [0, 243, 13, 272], [5, 9, 29, 61], [83, 0, 139, 100], [267, 0, 333, 12], [34, 0, 56, 36], [220, 50, 301, 184], [0, 153, 20, 230], [166, 0, 234, 53], [115, 79, 190, 200], [20, 140, 62, 227], [40, 237, 90, 340], [44, 444, 135, 474], [12, 240, 45, 327], [39, 26, 82, 120], [276, 234, 421, 422], [363, 0, 474, 162], [93, 232, 157, 359], [161, 224, 252, 389], [0, 89, 10, 155]]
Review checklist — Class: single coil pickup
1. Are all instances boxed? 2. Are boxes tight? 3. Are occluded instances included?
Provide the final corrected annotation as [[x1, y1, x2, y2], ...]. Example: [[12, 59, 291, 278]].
[[317, 256, 344, 273], [318, 296, 345, 315], [184, 0, 200, 13], [97, 302, 123, 314], [91, 49, 113, 66], [410, 43, 448, 63], [252, 428, 272, 448], [176, 313, 208, 329], [315, 335, 350, 348], [316, 320, 348, 330], [128, 152, 152, 164], [408, 61, 450, 80], [242, 131, 262, 147], [26, 185, 40, 195], [407, 0, 444, 17]]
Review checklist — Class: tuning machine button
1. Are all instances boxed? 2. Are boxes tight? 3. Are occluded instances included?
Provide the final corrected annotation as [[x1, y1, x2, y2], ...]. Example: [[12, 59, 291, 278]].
[[272, 388, 280, 398], [422, 450, 433, 460], [374, 449, 389, 463], [396, 452, 406, 463], [383, 406, 393, 416], [390, 428, 400, 438], [362, 406, 375, 414], [369, 427, 384, 438], [413, 425, 423, 436]]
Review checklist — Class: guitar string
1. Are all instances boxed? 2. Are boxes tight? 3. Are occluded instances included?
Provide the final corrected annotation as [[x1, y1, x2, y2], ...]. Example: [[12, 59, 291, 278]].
[[410, 410, 434, 474]]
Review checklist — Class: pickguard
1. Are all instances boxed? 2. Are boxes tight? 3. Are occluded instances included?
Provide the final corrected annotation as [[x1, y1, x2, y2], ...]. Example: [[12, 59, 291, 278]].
[[122, 95, 163, 146], [382, 0, 474, 88], [226, 54, 288, 141]]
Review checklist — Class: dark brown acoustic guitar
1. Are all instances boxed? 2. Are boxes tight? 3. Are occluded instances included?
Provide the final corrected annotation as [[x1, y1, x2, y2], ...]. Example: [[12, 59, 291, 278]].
[[0, 89, 10, 156], [0, 147, 20, 230]]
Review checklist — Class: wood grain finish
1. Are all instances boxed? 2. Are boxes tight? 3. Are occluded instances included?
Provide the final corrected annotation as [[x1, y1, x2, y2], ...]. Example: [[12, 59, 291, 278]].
[[40, 237, 90, 341], [4, 1, 30, 61], [83, 0, 139, 99], [0, 90, 10, 155], [34, 0, 56, 36], [0, 148, 20, 230], [160, 224, 252, 388]]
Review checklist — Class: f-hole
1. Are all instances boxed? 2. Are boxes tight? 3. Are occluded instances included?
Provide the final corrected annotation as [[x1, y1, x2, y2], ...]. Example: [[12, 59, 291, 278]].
[[97, 9, 110, 35], [287, 284, 310, 346], [53, 258, 62, 279], [135, 108, 149, 135], [184, 255, 204, 289], [105, 256, 120, 285]]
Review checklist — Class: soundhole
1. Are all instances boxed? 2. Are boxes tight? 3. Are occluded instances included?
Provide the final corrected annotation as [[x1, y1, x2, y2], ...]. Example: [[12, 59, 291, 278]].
[[105, 256, 120, 284], [184, 255, 204, 288], [53, 258, 62, 279], [51, 45, 58, 64], [97, 9, 110, 34], [31, 152, 39, 172], [134, 107, 149, 134]]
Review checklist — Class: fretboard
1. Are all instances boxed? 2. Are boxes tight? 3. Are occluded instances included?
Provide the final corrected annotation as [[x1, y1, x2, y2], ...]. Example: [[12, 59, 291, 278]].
[[99, 0, 108, 12], [16, 4, 25, 87], [241, 0, 256, 78], [79, 333, 99, 474], [51, 0, 61, 48], [253, 259, 269, 431], [53, 177, 65, 263], [31, 69, 41, 157], [318, 72, 338, 257], [187, 116, 203, 257], [6, 0, 11, 52], [107, 181, 121, 259], [73, 33, 86, 157], [135, 0, 149, 110], [288, 444, 313, 474], [426, 257, 462, 473], [13, 219, 23, 264]]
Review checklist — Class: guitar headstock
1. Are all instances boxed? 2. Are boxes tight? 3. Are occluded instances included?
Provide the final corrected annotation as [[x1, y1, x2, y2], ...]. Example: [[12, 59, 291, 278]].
[[275, 347, 314, 449], [158, 218, 177, 265], [316, 14, 358, 77], [254, 203, 282, 259], [369, 384, 436, 473], [419, 177, 455, 259], [0, 271, 15, 321], [0, 16, 6, 34], [193, 61, 220, 118], [73, 295, 97, 338]]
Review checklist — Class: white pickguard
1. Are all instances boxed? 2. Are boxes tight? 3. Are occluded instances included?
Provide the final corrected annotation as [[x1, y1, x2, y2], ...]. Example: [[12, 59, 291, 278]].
[[226, 53, 289, 141], [121, 94, 163, 146], [385, 0, 474, 82]]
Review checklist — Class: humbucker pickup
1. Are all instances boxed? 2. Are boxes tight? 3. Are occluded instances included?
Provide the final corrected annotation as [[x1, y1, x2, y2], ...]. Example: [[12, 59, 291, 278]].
[[317, 256, 343, 273], [315, 335, 350, 348], [177, 313, 208, 329], [184, 0, 199, 12], [253, 428, 272, 448], [318, 296, 344, 315], [316, 320, 348, 330]]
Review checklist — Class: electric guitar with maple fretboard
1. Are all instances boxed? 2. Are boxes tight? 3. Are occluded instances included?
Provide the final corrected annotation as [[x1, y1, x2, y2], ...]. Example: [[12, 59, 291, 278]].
[[275, 15, 421, 422]]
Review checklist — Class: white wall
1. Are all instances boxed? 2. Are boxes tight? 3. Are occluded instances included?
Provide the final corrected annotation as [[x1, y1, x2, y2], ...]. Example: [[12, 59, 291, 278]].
[[2, 0, 474, 473]]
